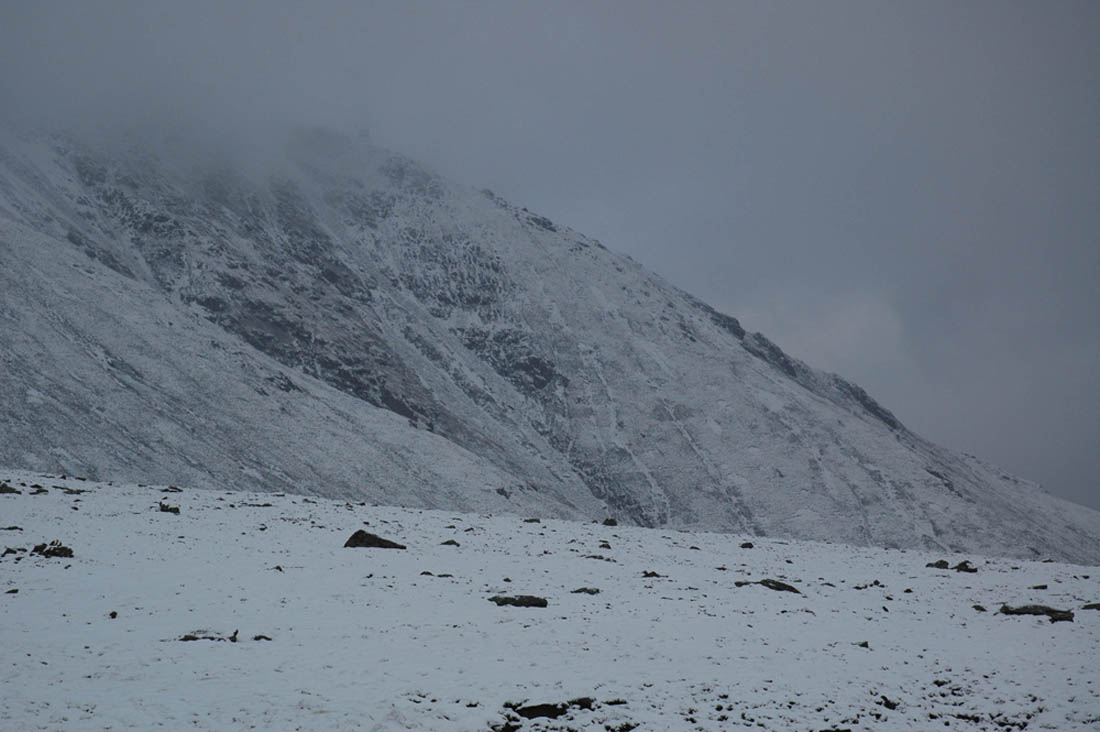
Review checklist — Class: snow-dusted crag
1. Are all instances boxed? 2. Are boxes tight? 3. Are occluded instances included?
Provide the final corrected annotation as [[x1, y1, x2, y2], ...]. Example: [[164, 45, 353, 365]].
[[1, 127, 1098, 561]]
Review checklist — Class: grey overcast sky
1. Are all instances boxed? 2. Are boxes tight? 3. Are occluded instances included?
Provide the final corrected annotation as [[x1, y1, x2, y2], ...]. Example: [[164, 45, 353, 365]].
[[2, 1, 1097, 508]]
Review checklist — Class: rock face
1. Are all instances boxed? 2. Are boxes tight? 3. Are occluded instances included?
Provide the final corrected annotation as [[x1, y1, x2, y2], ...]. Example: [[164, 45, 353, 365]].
[[1, 126, 1100, 562]]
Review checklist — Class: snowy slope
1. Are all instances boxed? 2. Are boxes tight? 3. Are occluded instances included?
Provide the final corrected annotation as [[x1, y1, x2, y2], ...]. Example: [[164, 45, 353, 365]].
[[1, 127, 1099, 562], [2, 471, 1098, 731]]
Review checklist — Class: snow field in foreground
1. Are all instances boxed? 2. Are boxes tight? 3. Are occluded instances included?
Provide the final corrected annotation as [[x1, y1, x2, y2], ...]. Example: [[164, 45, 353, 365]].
[[1, 469, 1098, 731]]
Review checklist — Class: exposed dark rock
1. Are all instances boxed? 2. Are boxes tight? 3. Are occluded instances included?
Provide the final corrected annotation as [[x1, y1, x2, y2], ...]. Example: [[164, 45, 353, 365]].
[[999, 604, 1074, 623], [1083, 603, 1100, 611], [1030, 584, 1047, 590], [571, 587, 600, 595], [440, 539, 460, 546], [740, 541, 754, 549], [109, 611, 118, 619], [951, 561, 977, 573], [926, 560, 950, 569], [5, 588, 17, 594], [31, 541, 73, 558], [602, 518, 618, 526], [523, 518, 541, 523], [0, 483, 21, 494], [489, 595, 548, 608], [253, 634, 272, 641], [734, 578, 801, 594], [973, 604, 987, 612], [642, 570, 664, 578], [1, 526, 22, 531], [878, 695, 899, 710], [343, 530, 406, 549], [158, 502, 180, 514]]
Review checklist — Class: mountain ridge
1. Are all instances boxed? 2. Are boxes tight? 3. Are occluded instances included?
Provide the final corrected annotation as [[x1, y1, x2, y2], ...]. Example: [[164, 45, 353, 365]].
[[2, 126, 1098, 562]]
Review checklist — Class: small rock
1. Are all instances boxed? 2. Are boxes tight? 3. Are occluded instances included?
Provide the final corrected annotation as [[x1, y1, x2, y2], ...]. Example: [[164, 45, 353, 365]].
[[879, 695, 898, 710], [972, 604, 987, 612], [158, 503, 180, 514], [109, 611, 118, 619], [5, 588, 17, 594], [999, 603, 1074, 623], [253, 634, 272, 641], [951, 561, 977, 573], [523, 518, 541, 523], [0, 483, 22, 495], [926, 559, 950, 569], [343, 530, 406, 549], [571, 587, 600, 595], [1030, 584, 1048, 590], [1082, 603, 1100, 611], [31, 541, 73, 558], [642, 570, 663, 578], [489, 595, 548, 608], [440, 539, 460, 547], [740, 541, 754, 549], [602, 518, 618, 526]]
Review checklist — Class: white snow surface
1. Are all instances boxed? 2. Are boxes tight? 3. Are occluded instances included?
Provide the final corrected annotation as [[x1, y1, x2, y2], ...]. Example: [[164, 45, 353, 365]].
[[3, 469, 1098, 731]]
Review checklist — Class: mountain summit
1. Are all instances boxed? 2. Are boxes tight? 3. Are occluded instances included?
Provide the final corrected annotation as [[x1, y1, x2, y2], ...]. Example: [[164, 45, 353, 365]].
[[1, 127, 1097, 562]]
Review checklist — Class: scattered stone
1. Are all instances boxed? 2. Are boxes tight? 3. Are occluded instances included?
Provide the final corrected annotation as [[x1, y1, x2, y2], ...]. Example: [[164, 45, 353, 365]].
[[253, 634, 272, 641], [878, 695, 899, 710], [523, 518, 541, 523], [583, 554, 616, 562], [972, 604, 987, 612], [740, 542, 754, 549], [734, 578, 801, 594], [2, 547, 24, 557], [0, 483, 22, 494], [5, 588, 17, 594], [31, 541, 73, 558], [440, 539, 460, 547], [31, 487, 49, 495], [1082, 603, 1100, 611], [1, 526, 22, 531], [109, 611, 118, 619], [162, 486, 183, 493], [951, 561, 977, 573], [999, 604, 1074, 623], [158, 502, 180, 514], [1030, 584, 1048, 590], [343, 530, 406, 549], [642, 570, 664, 578], [925, 560, 950, 569], [571, 587, 600, 595], [61, 487, 86, 495], [178, 629, 243, 642], [599, 541, 612, 550], [489, 595, 548, 608], [602, 518, 618, 526], [855, 641, 870, 649]]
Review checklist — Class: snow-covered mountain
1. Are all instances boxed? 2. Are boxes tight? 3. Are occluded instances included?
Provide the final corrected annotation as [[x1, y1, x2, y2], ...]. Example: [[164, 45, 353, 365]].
[[2, 471, 1098, 730], [1, 126, 1098, 562]]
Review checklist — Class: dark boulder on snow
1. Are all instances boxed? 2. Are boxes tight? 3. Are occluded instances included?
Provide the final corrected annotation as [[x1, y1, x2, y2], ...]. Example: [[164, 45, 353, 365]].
[[926, 559, 950, 569], [489, 594, 548, 608], [1082, 603, 1100, 611], [734, 578, 801, 594], [31, 540, 73, 558], [343, 530, 406, 549], [999, 604, 1074, 623]]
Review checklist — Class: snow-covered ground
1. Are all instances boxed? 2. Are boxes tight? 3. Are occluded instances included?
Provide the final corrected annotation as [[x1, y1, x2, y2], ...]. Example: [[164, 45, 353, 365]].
[[2, 469, 1098, 731]]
